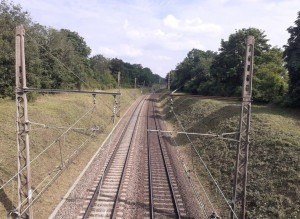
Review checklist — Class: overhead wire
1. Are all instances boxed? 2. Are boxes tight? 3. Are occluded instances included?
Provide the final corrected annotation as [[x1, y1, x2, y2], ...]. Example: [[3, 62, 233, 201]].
[[9, 27, 127, 215], [169, 133, 210, 218], [25, 32, 91, 89], [28, 121, 100, 132], [26, 31, 115, 113], [0, 105, 94, 191], [194, 170, 218, 214], [170, 103, 239, 219], [93, 97, 118, 217], [156, 95, 213, 217], [15, 111, 100, 216]]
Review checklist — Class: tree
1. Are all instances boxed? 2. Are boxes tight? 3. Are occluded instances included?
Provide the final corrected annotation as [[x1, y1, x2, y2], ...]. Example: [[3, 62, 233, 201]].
[[0, 0, 32, 98], [210, 28, 271, 96], [253, 48, 288, 102], [90, 54, 116, 89], [170, 49, 216, 93], [283, 11, 300, 107], [0, 1, 159, 99]]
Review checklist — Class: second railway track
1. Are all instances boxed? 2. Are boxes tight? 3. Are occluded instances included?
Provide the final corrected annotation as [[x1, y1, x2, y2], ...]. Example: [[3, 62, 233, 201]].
[[81, 97, 146, 218]]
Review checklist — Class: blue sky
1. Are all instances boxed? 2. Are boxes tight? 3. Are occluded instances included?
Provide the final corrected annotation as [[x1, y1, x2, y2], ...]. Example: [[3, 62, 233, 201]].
[[14, 0, 300, 77]]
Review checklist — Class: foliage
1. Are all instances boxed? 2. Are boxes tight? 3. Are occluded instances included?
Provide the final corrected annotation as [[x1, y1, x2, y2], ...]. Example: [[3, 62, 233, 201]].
[[0, 0, 31, 98], [283, 11, 300, 107], [109, 58, 161, 88], [210, 28, 271, 96], [253, 48, 288, 102], [170, 28, 290, 105], [170, 49, 217, 94], [0, 0, 161, 100]]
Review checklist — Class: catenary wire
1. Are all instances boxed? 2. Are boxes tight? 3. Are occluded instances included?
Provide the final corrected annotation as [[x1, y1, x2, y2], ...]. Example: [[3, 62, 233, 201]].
[[170, 106, 239, 219], [0, 106, 94, 191]]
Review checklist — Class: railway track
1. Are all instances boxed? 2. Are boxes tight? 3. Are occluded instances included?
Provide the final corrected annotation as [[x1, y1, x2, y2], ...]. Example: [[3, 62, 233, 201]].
[[146, 97, 187, 219], [80, 97, 145, 218], [75, 95, 188, 219]]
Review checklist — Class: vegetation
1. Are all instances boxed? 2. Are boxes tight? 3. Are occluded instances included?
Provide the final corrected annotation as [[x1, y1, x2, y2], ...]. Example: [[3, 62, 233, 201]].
[[170, 23, 299, 107], [160, 95, 300, 218], [0, 0, 162, 100], [283, 11, 300, 107], [0, 89, 143, 217]]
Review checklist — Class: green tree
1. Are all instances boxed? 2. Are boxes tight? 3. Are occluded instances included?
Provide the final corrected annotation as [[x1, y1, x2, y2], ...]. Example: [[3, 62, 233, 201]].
[[90, 54, 116, 89], [283, 11, 300, 107], [60, 29, 92, 90], [0, 0, 32, 98], [171, 49, 216, 94], [210, 28, 270, 96], [253, 48, 288, 102]]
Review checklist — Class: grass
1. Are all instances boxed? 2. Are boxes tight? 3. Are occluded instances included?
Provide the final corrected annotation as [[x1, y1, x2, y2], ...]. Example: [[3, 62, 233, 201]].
[[159, 94, 300, 218], [0, 88, 142, 218]]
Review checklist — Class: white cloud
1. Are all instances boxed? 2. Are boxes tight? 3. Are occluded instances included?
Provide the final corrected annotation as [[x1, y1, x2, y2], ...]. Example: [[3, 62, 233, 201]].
[[123, 19, 129, 29], [153, 55, 171, 61], [99, 44, 143, 58], [120, 44, 143, 57], [164, 40, 204, 51], [163, 14, 179, 29], [98, 46, 117, 56], [163, 14, 222, 34], [14, 0, 300, 77]]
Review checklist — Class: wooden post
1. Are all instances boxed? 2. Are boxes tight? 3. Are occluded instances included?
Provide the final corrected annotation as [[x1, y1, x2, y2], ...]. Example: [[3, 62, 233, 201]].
[[231, 36, 255, 219], [16, 26, 33, 218], [134, 78, 136, 89]]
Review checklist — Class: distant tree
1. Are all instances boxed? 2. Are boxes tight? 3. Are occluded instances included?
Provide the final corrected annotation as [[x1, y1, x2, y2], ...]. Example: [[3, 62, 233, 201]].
[[171, 49, 216, 94], [210, 28, 271, 96], [90, 55, 116, 89], [283, 11, 300, 107]]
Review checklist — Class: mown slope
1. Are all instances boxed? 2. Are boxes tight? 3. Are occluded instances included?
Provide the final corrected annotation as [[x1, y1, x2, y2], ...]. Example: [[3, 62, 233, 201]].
[[0, 89, 142, 218], [160, 95, 300, 218]]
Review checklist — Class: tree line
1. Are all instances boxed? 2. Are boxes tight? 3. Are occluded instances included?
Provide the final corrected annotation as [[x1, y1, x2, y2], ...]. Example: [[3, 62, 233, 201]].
[[169, 13, 300, 107], [0, 0, 161, 100]]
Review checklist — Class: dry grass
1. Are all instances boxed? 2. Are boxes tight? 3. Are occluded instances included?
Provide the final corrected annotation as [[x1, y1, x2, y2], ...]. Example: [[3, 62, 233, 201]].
[[0, 89, 142, 218]]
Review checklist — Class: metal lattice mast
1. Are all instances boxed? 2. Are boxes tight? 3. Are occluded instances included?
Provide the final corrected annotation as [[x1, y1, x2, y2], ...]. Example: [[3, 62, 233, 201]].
[[168, 72, 171, 90], [231, 36, 255, 219], [15, 26, 33, 218], [117, 72, 121, 117]]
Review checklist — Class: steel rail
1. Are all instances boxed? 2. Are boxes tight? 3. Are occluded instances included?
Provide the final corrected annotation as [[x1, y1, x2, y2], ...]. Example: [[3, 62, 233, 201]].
[[147, 99, 154, 219], [110, 99, 145, 218], [150, 98, 181, 219], [82, 97, 144, 219]]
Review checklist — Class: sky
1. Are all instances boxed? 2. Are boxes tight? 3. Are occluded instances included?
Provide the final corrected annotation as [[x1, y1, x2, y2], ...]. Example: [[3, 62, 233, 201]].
[[14, 0, 300, 77]]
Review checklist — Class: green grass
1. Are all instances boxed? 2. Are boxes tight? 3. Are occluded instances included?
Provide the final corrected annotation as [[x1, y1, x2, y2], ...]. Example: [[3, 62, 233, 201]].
[[0, 89, 142, 218], [159, 95, 300, 218]]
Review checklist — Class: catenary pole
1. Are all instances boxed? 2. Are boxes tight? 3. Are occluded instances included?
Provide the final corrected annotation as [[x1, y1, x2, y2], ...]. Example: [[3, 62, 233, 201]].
[[15, 25, 33, 218], [168, 72, 171, 90], [231, 35, 255, 219], [117, 72, 121, 117]]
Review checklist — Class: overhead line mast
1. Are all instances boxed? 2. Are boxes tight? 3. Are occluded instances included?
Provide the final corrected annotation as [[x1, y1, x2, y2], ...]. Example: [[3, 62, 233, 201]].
[[15, 25, 33, 219], [231, 35, 255, 219], [14, 26, 120, 218]]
